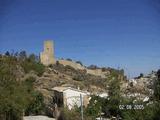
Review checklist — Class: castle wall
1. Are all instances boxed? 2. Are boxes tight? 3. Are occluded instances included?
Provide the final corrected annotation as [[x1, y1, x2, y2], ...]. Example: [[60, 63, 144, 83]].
[[40, 40, 110, 77], [87, 69, 110, 78], [58, 60, 85, 70], [58, 60, 110, 78], [87, 69, 102, 75]]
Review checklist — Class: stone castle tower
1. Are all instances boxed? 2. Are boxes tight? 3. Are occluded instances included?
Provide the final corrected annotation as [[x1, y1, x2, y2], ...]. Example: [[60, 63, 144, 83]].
[[40, 40, 55, 65]]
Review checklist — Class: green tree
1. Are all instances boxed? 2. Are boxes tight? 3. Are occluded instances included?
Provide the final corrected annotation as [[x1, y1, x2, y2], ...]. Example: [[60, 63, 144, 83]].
[[121, 69, 160, 120], [19, 51, 27, 61], [106, 71, 122, 117], [25, 91, 45, 115], [76, 61, 83, 66], [154, 69, 160, 100], [86, 95, 105, 119], [28, 54, 39, 62], [0, 56, 32, 120], [87, 65, 99, 69], [66, 58, 72, 61], [5, 51, 10, 56], [21, 56, 45, 76], [0, 54, 45, 120]]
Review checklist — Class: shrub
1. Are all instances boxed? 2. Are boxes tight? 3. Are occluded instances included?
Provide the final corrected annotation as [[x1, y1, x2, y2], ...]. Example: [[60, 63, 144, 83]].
[[25, 91, 45, 116], [66, 58, 72, 61], [0, 56, 45, 119], [76, 61, 83, 66], [61, 107, 92, 120], [86, 95, 105, 119], [87, 65, 99, 69], [0, 77, 32, 120], [73, 74, 85, 81], [21, 60, 45, 76]]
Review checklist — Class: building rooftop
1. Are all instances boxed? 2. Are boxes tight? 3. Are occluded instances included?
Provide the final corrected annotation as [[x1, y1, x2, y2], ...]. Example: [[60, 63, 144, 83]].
[[52, 86, 90, 94]]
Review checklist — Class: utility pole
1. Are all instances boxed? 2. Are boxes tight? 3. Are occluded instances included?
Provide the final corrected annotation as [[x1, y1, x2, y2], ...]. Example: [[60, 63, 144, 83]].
[[100, 106, 102, 120], [80, 94, 84, 120]]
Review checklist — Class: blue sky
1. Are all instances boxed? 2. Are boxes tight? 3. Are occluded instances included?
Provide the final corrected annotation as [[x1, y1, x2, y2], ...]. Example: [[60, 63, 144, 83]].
[[0, 0, 160, 77]]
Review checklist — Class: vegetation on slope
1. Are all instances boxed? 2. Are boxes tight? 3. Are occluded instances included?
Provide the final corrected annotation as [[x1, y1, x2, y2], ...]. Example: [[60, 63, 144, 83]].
[[1, 51, 159, 120], [58, 69, 160, 120], [0, 52, 45, 120]]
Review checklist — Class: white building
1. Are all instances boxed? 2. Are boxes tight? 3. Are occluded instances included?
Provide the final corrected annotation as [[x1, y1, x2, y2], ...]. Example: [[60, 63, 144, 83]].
[[52, 87, 90, 110], [99, 93, 109, 98]]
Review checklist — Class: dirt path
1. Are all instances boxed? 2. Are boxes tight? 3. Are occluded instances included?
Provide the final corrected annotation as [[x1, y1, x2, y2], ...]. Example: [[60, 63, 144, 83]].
[[23, 116, 55, 120]]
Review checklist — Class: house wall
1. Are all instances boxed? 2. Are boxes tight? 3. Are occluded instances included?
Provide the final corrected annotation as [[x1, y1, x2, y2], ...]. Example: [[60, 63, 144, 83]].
[[63, 89, 89, 110]]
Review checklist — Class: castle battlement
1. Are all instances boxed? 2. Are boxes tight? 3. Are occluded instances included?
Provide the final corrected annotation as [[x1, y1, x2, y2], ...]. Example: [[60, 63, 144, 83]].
[[40, 40, 110, 78]]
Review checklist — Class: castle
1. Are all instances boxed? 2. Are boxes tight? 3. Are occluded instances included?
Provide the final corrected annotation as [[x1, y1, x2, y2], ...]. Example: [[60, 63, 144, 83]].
[[40, 40, 56, 65], [40, 40, 110, 78]]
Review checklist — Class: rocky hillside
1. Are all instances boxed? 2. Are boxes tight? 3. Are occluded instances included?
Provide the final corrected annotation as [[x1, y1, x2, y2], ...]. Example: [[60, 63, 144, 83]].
[[1, 52, 160, 120], [0, 53, 126, 106], [32, 62, 126, 104], [122, 71, 157, 102]]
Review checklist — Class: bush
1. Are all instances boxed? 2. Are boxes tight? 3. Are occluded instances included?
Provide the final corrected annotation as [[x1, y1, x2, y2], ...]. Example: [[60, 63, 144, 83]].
[[0, 56, 45, 119], [65, 65, 76, 72], [121, 100, 160, 120], [102, 67, 107, 72], [73, 74, 85, 81], [154, 69, 160, 100], [87, 65, 99, 69], [25, 91, 45, 115], [23, 77, 45, 116], [0, 78, 32, 120], [66, 58, 72, 61], [61, 107, 92, 120], [86, 95, 105, 119], [21, 59, 45, 76], [76, 61, 83, 66]]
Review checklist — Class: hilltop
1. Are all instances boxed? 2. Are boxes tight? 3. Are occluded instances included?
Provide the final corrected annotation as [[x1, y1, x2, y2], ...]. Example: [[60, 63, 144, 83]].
[[1, 51, 159, 120], [0, 51, 125, 103]]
